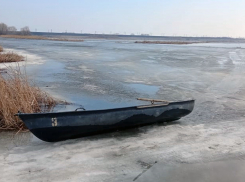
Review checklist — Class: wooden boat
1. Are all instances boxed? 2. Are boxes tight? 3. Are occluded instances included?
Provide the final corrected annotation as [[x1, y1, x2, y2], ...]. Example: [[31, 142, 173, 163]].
[[16, 98, 195, 142]]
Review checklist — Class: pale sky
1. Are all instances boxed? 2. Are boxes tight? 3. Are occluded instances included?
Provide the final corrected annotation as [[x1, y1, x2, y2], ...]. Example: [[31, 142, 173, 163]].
[[0, 0, 245, 37]]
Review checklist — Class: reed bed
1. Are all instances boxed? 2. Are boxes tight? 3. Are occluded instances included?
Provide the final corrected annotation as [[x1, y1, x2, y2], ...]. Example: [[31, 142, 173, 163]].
[[1, 35, 84, 42], [0, 52, 24, 63], [0, 66, 57, 130], [0, 45, 24, 63], [135, 41, 195, 44]]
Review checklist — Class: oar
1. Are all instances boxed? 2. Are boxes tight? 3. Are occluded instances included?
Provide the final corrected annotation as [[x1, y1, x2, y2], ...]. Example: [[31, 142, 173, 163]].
[[137, 98, 171, 103], [137, 103, 169, 109]]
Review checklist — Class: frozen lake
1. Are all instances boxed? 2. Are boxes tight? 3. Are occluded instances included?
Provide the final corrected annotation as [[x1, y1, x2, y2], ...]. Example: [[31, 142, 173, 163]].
[[1, 38, 245, 111], [1, 38, 245, 181]]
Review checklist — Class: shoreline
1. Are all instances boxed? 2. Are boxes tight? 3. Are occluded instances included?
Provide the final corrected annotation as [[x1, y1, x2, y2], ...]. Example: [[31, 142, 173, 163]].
[[0, 48, 46, 69], [0, 35, 84, 42], [0, 46, 59, 131], [135, 40, 206, 45]]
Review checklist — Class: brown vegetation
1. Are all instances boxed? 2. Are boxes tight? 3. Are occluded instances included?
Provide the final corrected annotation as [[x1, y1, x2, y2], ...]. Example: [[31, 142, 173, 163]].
[[0, 66, 57, 130], [0, 45, 24, 63], [1, 35, 84, 42], [135, 41, 196, 44], [0, 46, 24, 63], [0, 52, 24, 63]]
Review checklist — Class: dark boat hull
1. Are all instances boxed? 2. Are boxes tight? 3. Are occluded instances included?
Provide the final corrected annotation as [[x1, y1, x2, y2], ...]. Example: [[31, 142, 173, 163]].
[[17, 100, 194, 142]]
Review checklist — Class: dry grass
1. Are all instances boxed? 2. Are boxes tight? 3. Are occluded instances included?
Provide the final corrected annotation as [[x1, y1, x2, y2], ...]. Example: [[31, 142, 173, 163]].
[[0, 66, 57, 130], [0, 45, 24, 63], [0, 52, 24, 63], [135, 41, 196, 44], [1, 35, 84, 42]]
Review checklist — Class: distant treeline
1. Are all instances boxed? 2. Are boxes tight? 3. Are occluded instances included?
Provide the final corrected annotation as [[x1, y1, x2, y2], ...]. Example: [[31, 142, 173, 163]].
[[0, 23, 31, 35]]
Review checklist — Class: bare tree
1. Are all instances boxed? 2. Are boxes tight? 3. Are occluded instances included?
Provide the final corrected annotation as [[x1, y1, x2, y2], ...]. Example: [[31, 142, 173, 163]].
[[0, 23, 8, 35], [7, 26, 17, 33], [20, 26, 31, 35]]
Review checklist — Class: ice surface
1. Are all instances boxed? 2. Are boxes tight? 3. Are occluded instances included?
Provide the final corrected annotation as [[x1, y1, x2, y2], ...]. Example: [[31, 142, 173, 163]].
[[1, 38, 245, 182]]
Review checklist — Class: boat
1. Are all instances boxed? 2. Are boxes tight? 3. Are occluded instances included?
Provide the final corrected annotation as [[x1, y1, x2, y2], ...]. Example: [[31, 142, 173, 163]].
[[16, 98, 195, 142]]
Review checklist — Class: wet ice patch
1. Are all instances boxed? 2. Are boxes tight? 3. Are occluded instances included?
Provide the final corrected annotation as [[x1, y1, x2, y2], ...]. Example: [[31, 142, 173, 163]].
[[84, 171, 110, 176], [79, 65, 95, 72], [66, 65, 95, 72], [81, 51, 93, 57], [141, 59, 158, 64], [147, 56, 157, 60], [229, 51, 244, 65], [126, 83, 160, 95], [82, 76, 92, 79], [82, 84, 106, 94], [125, 80, 145, 84], [217, 58, 230, 65]]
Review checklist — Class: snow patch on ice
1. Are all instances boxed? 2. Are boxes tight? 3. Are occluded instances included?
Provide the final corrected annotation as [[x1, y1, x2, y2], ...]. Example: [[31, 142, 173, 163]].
[[0, 48, 45, 68]]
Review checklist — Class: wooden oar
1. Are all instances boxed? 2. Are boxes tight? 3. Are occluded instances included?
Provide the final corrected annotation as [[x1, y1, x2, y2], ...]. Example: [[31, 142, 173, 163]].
[[137, 103, 169, 109], [137, 98, 171, 103]]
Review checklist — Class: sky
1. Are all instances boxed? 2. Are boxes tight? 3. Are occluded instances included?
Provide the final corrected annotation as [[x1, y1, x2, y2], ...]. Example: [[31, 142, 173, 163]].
[[0, 0, 245, 37]]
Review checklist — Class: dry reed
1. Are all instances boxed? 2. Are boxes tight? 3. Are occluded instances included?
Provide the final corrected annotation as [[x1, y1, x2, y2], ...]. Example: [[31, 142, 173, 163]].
[[1, 35, 84, 42], [0, 66, 57, 130], [135, 41, 195, 44], [0, 52, 24, 63], [0, 46, 3, 52]]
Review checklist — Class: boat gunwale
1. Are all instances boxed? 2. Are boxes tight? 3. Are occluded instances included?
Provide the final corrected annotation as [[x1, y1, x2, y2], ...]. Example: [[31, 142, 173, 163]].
[[16, 99, 195, 116]]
